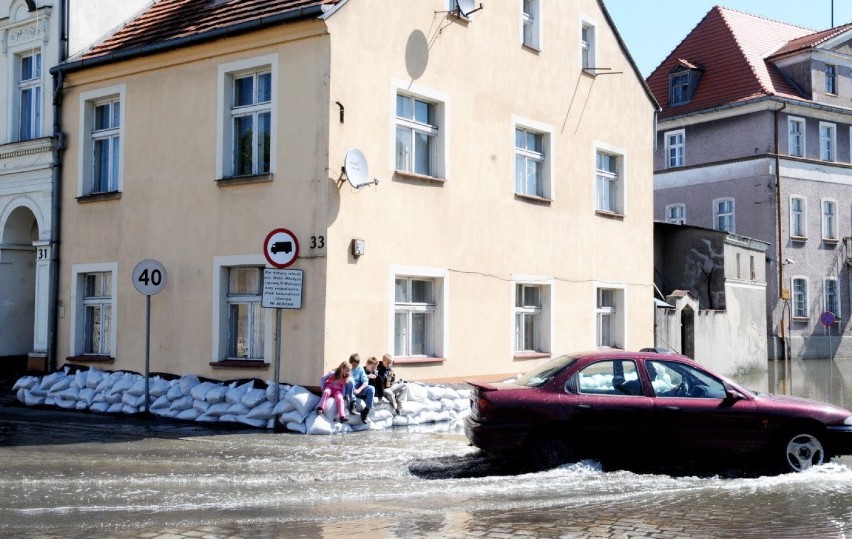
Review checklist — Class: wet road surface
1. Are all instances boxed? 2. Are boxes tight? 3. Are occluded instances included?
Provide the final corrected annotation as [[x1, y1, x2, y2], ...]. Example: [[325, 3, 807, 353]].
[[2, 400, 852, 539]]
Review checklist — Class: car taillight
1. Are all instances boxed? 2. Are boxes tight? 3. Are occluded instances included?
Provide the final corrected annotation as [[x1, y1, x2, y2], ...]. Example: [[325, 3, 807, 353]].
[[476, 397, 493, 421]]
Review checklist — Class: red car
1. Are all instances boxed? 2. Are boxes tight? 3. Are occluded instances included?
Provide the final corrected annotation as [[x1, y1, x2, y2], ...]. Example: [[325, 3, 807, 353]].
[[464, 351, 852, 473]]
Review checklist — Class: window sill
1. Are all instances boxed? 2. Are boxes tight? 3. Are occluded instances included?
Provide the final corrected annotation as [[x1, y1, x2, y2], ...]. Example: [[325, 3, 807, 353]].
[[595, 209, 625, 220], [792, 317, 809, 323], [522, 43, 541, 54], [76, 191, 122, 203], [823, 237, 840, 245], [66, 355, 114, 364], [211, 360, 269, 369], [514, 193, 552, 205], [790, 236, 808, 242], [216, 173, 273, 187], [392, 356, 446, 365], [393, 170, 446, 185], [513, 352, 551, 360]]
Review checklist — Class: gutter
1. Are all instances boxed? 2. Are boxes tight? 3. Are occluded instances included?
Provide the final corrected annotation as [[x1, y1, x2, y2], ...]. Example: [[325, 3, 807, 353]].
[[47, 0, 70, 371], [51, 5, 326, 75], [773, 102, 787, 362], [658, 95, 852, 128]]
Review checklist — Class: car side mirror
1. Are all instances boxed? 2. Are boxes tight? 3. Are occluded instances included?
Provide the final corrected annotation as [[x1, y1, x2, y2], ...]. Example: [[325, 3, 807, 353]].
[[725, 388, 744, 402]]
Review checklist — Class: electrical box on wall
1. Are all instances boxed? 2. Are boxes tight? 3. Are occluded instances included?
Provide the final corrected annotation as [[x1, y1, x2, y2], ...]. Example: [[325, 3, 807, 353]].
[[351, 239, 365, 257], [780, 288, 790, 300]]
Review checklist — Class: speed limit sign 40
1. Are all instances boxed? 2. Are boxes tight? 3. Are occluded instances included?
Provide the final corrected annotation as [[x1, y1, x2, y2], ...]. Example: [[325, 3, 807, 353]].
[[133, 259, 167, 296]]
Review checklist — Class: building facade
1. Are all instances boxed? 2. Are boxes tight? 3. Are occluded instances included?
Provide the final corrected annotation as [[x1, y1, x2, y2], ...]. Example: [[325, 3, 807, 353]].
[[54, 0, 658, 386], [649, 6, 852, 360]]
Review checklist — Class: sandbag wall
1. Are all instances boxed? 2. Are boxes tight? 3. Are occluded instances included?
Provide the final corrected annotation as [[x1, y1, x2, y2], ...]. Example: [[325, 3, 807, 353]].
[[11, 365, 471, 435]]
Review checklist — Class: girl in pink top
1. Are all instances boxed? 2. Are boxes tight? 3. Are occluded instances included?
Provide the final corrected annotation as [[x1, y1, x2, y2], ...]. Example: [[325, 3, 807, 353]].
[[317, 361, 351, 422]]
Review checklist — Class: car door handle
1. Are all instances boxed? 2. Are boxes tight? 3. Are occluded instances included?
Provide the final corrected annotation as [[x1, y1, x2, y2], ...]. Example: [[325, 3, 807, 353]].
[[663, 406, 681, 412], [576, 404, 592, 410]]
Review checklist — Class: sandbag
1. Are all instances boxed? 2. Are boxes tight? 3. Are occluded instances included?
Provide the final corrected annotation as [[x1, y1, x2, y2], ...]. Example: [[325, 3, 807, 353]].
[[85, 367, 106, 389], [12, 376, 38, 392], [225, 382, 252, 404], [47, 376, 72, 395], [204, 384, 228, 404], [226, 402, 250, 416], [39, 371, 66, 391], [406, 383, 428, 402], [241, 388, 267, 408], [272, 398, 296, 415], [246, 401, 274, 420], [278, 409, 304, 424], [179, 374, 201, 395], [169, 396, 194, 412], [150, 395, 171, 411], [306, 412, 333, 435], [71, 370, 88, 389], [286, 386, 319, 417], [90, 402, 110, 413], [286, 421, 307, 434], [176, 408, 200, 421], [111, 373, 136, 394], [190, 381, 219, 401], [149, 377, 171, 398], [193, 400, 210, 414], [166, 383, 184, 401], [206, 402, 231, 416], [234, 416, 268, 428]]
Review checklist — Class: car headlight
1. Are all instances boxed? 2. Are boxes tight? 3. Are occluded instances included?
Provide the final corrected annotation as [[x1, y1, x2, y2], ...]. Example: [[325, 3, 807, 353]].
[[844, 416, 852, 426]]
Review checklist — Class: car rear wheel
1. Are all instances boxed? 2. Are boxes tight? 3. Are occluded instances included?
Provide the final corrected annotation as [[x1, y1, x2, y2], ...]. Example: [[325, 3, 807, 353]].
[[780, 430, 827, 473], [527, 435, 574, 471]]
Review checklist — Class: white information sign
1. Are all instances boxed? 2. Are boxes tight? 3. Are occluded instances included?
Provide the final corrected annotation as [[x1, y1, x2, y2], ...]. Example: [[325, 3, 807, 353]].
[[262, 269, 303, 309]]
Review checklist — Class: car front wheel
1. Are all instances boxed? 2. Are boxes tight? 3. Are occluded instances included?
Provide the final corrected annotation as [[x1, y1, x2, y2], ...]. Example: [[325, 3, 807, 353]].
[[527, 435, 574, 471], [781, 430, 827, 473]]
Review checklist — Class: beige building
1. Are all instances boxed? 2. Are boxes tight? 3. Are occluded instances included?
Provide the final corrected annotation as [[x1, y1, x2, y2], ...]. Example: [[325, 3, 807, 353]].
[[54, 0, 658, 386]]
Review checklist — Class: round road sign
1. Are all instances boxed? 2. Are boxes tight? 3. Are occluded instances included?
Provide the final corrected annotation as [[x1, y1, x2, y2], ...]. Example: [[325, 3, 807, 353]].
[[132, 259, 167, 295], [264, 228, 300, 268], [820, 311, 836, 326]]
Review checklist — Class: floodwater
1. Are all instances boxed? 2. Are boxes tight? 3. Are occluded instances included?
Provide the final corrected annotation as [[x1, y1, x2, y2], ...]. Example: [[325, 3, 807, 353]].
[[1, 358, 852, 538]]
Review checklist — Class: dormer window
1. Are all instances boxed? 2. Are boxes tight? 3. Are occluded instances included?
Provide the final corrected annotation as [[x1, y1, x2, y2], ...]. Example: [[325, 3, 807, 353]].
[[668, 61, 702, 106], [825, 64, 837, 95]]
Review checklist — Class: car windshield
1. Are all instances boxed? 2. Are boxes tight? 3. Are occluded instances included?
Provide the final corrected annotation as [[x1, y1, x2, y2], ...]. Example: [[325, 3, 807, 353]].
[[513, 355, 578, 387]]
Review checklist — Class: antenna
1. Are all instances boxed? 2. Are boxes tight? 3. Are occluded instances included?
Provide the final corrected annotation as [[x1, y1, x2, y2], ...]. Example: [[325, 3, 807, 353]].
[[341, 148, 378, 189], [450, 0, 484, 19]]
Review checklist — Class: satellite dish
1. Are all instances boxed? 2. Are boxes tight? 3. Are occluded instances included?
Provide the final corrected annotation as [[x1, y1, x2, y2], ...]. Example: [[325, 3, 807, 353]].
[[343, 148, 372, 188], [454, 0, 481, 17]]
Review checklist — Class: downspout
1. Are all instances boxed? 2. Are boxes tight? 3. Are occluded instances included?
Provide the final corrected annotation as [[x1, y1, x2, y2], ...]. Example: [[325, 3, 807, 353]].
[[774, 102, 787, 361], [47, 0, 69, 371]]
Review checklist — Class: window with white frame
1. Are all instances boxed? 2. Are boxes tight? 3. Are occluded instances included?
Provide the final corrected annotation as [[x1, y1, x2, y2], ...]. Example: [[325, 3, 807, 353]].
[[515, 126, 548, 197], [666, 203, 685, 224], [396, 93, 439, 177], [790, 196, 806, 238], [825, 278, 840, 319], [825, 64, 837, 94], [581, 21, 596, 69], [394, 277, 437, 357], [226, 267, 265, 359], [792, 277, 808, 319], [82, 272, 112, 355], [514, 283, 550, 353], [820, 122, 836, 161], [665, 129, 685, 168], [788, 117, 805, 157], [218, 55, 276, 180], [521, 0, 541, 49], [17, 51, 42, 141], [595, 149, 623, 214], [79, 85, 124, 196], [822, 199, 838, 240], [713, 198, 735, 232], [596, 288, 619, 348]]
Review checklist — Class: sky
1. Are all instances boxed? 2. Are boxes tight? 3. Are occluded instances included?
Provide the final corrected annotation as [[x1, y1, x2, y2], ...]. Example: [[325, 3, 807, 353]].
[[69, 0, 151, 54], [604, 0, 852, 78]]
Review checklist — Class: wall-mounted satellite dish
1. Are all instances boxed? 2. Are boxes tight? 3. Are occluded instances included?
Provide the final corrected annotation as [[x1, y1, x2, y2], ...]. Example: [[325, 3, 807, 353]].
[[343, 148, 376, 188], [453, 0, 483, 18]]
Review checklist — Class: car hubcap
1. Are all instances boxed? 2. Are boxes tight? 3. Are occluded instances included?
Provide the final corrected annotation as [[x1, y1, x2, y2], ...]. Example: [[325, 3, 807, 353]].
[[785, 434, 824, 472]]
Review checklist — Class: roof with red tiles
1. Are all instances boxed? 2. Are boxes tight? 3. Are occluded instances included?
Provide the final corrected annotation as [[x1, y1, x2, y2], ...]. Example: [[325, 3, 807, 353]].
[[647, 6, 830, 119], [75, 0, 337, 62], [768, 22, 852, 58]]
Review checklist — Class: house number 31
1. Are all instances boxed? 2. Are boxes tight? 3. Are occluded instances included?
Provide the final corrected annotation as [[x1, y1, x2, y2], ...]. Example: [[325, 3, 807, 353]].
[[37, 248, 50, 260]]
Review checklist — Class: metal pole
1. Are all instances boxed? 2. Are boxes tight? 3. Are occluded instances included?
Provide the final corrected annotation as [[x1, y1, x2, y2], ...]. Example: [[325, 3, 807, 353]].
[[273, 308, 282, 409], [144, 294, 151, 413]]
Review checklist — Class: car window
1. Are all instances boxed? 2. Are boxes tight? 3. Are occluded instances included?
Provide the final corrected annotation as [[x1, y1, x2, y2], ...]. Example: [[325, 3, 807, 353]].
[[573, 360, 641, 396], [647, 360, 727, 399], [514, 355, 578, 388]]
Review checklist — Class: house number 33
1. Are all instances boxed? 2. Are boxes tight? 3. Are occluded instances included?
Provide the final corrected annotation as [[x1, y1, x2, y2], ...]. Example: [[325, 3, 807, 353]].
[[310, 236, 325, 249]]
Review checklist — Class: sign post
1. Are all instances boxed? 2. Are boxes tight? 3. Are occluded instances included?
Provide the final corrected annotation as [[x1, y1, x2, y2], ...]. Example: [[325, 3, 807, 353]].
[[132, 259, 167, 413], [262, 230, 302, 421]]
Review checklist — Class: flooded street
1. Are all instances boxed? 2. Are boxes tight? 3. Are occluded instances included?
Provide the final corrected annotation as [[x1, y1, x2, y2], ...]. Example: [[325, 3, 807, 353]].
[[2, 358, 852, 538]]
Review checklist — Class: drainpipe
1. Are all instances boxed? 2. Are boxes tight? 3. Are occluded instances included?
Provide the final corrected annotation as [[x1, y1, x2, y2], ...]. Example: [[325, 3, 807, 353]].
[[47, 0, 69, 371], [774, 102, 787, 361]]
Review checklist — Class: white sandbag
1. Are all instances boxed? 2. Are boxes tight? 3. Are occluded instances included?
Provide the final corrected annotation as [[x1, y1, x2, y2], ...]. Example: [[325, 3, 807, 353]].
[[92, 392, 107, 404], [169, 396, 194, 412], [12, 375, 38, 392], [456, 388, 471, 400], [196, 414, 219, 422], [122, 393, 145, 408], [179, 374, 201, 395], [246, 401, 275, 420], [225, 382, 252, 404], [190, 381, 219, 401], [154, 408, 178, 418], [392, 415, 410, 427], [286, 387, 319, 417], [306, 412, 333, 435], [348, 422, 371, 432], [454, 398, 470, 411], [111, 373, 136, 394], [39, 371, 66, 391], [226, 402, 250, 416], [176, 408, 200, 421], [150, 395, 171, 411], [44, 396, 55, 406], [95, 371, 121, 393], [435, 410, 450, 422], [90, 402, 110, 413], [193, 400, 210, 414], [105, 391, 124, 404], [79, 388, 96, 406], [440, 398, 456, 411], [406, 383, 428, 402], [47, 375, 72, 395], [75, 400, 88, 410], [272, 398, 296, 415], [85, 367, 106, 389], [424, 399, 442, 412], [443, 387, 461, 400], [371, 408, 393, 421], [286, 421, 307, 434], [372, 417, 393, 430], [167, 383, 184, 401], [266, 383, 289, 402], [426, 386, 448, 401], [55, 387, 80, 402], [204, 384, 228, 404], [122, 404, 140, 414], [16, 387, 26, 404], [418, 410, 438, 423], [206, 402, 231, 416], [267, 419, 276, 429], [401, 401, 426, 415], [55, 397, 76, 409], [23, 389, 46, 407], [219, 414, 238, 422], [241, 388, 267, 408], [71, 370, 88, 389], [233, 416, 267, 428], [149, 377, 171, 398], [278, 409, 305, 424]]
